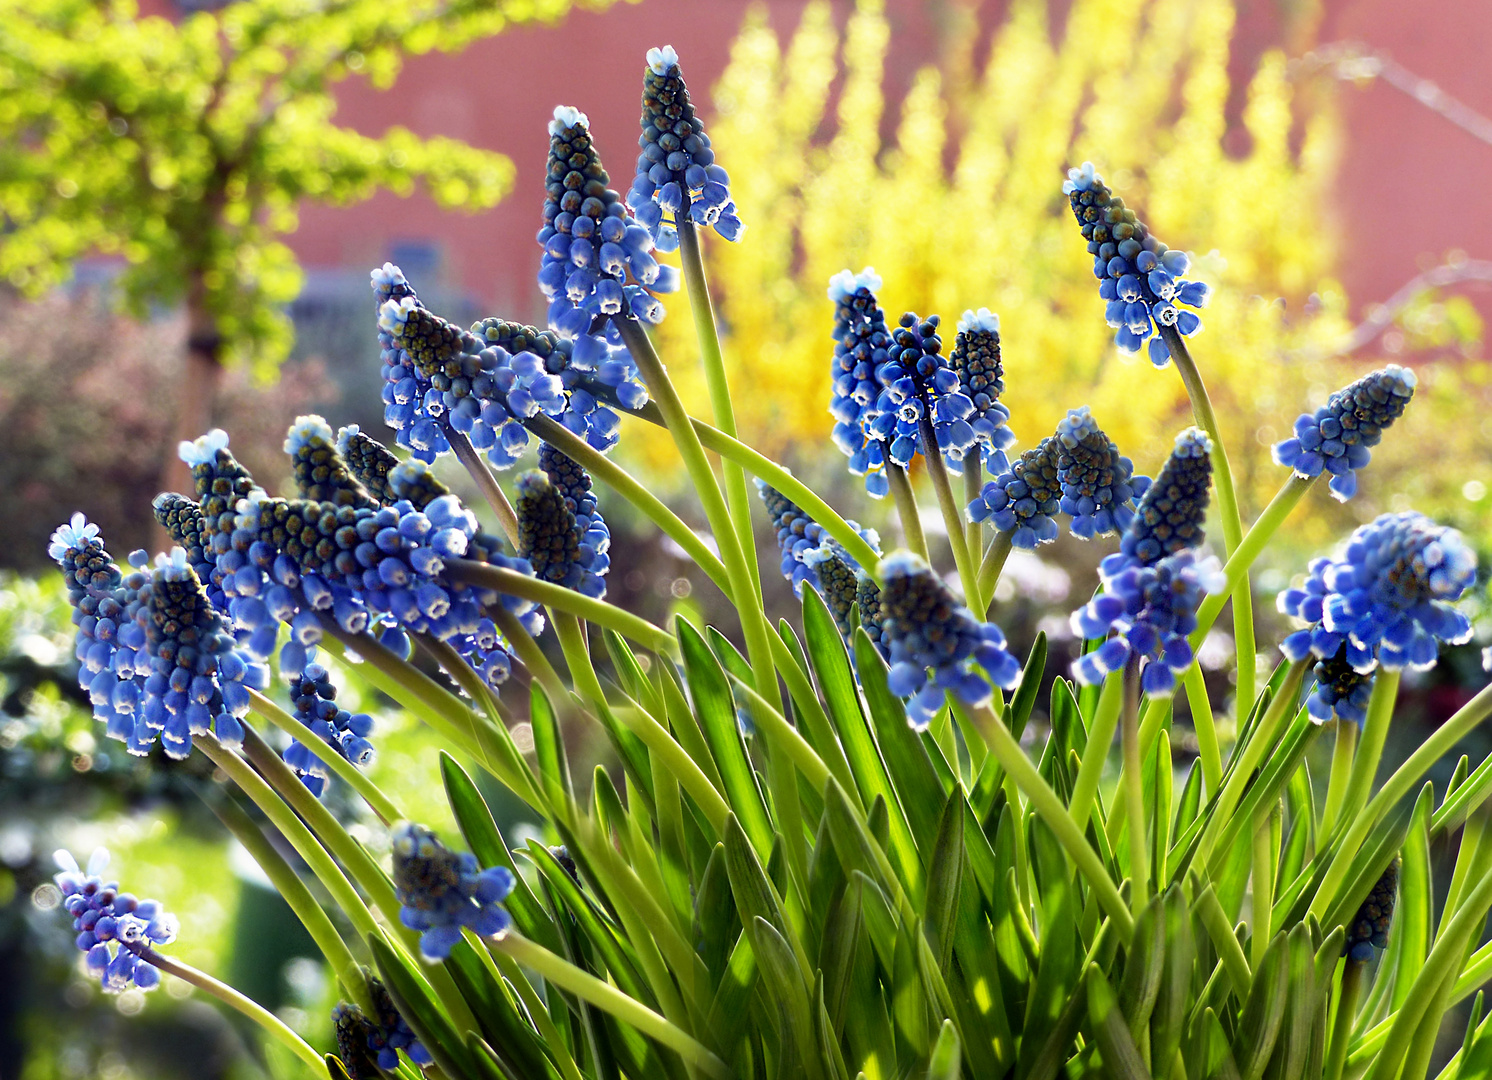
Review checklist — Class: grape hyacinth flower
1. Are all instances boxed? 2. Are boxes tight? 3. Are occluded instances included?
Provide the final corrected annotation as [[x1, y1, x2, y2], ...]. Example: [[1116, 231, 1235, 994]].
[[969, 437, 1063, 549], [1279, 512, 1476, 674], [287, 416, 380, 509], [755, 479, 879, 598], [391, 822, 516, 960], [538, 442, 611, 585], [878, 552, 1021, 728], [1272, 365, 1417, 501], [628, 45, 743, 246], [1306, 645, 1376, 726], [869, 313, 980, 473], [1054, 406, 1149, 540], [1345, 858, 1399, 962], [1063, 162, 1209, 366], [515, 467, 608, 599], [333, 976, 434, 1075], [1113, 426, 1212, 566], [857, 574, 891, 659], [332, 1001, 383, 1079], [54, 848, 178, 993], [948, 308, 1016, 472], [282, 663, 375, 798], [538, 106, 678, 341], [828, 268, 893, 498]]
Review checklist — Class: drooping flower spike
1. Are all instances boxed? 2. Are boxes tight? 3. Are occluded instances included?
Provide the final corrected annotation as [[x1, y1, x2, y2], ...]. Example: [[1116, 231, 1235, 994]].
[[54, 848, 178, 993], [755, 480, 880, 639], [828, 268, 894, 498], [628, 45, 743, 247], [515, 449, 611, 600], [948, 308, 1016, 472], [1063, 162, 1209, 366], [282, 663, 375, 798], [1053, 406, 1149, 540], [1280, 512, 1476, 675], [878, 552, 1021, 728], [1272, 365, 1416, 502], [391, 822, 516, 960], [968, 437, 1063, 550]]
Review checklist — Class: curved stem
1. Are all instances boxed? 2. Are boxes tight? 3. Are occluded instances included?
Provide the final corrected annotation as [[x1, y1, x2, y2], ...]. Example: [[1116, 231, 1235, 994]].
[[979, 531, 1013, 618], [137, 947, 322, 1070], [677, 214, 760, 598], [1325, 959, 1365, 1080], [964, 458, 983, 571], [886, 461, 929, 562], [247, 689, 403, 824], [446, 425, 519, 548], [1121, 657, 1149, 911], [496, 933, 731, 1079], [1184, 664, 1222, 798], [524, 412, 731, 595], [443, 559, 677, 659], [917, 415, 981, 610], [1336, 670, 1401, 832], [1069, 672, 1122, 830], [553, 611, 605, 708], [1320, 720, 1358, 837]]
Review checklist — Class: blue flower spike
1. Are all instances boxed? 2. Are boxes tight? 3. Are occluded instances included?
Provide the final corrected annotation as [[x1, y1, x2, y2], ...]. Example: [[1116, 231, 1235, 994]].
[[828, 268, 894, 498], [874, 312, 981, 472], [968, 437, 1063, 549], [949, 308, 1016, 472], [1054, 406, 1149, 540], [515, 451, 610, 600], [1279, 511, 1476, 678], [755, 479, 880, 640], [1272, 365, 1417, 502], [1114, 426, 1212, 567], [1345, 859, 1399, 963], [391, 822, 516, 960], [1063, 162, 1209, 365], [628, 45, 743, 247], [877, 551, 1021, 729], [282, 663, 376, 798], [54, 847, 178, 993]]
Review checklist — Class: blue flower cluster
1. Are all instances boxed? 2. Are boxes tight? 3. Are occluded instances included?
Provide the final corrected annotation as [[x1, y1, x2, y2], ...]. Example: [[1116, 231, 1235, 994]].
[[1063, 162, 1209, 366], [876, 312, 984, 472], [828, 268, 895, 497], [1279, 512, 1476, 689], [282, 664, 375, 797], [948, 308, 1016, 472], [539, 105, 678, 340], [878, 552, 1022, 728], [332, 976, 434, 1075], [969, 437, 1063, 549], [515, 445, 611, 599], [54, 848, 177, 993], [628, 45, 743, 245], [1069, 427, 1221, 695], [1054, 407, 1149, 540], [1307, 645, 1376, 726], [755, 479, 881, 640], [1345, 859, 1399, 963], [1272, 365, 1417, 502], [391, 822, 516, 960]]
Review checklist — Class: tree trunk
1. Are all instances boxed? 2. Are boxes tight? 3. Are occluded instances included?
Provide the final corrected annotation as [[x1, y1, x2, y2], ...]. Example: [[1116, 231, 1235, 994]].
[[161, 277, 223, 507]]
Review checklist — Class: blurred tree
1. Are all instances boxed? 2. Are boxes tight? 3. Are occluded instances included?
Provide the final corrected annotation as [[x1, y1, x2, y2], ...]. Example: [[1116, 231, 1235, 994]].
[[0, 0, 616, 494]]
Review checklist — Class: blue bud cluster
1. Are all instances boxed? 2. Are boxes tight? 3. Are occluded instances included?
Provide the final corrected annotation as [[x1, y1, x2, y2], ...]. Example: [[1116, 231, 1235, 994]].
[[1307, 645, 1376, 726], [1279, 511, 1476, 679], [336, 424, 401, 505], [1054, 407, 1149, 540], [1063, 162, 1209, 366], [282, 663, 375, 797], [515, 447, 611, 599], [968, 437, 1063, 549], [878, 552, 1021, 728], [539, 442, 610, 582], [1113, 427, 1211, 566], [287, 417, 380, 509], [857, 574, 890, 659], [872, 312, 982, 473], [391, 822, 516, 960], [628, 45, 743, 246], [54, 848, 177, 993], [539, 106, 678, 341], [828, 268, 894, 498], [949, 309, 1016, 472], [1272, 365, 1417, 502], [1345, 859, 1398, 962]]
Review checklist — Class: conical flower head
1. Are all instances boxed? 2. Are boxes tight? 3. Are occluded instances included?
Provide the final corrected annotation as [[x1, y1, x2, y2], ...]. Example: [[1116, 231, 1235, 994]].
[[391, 822, 515, 960], [1118, 427, 1212, 566], [337, 424, 402, 505], [286, 415, 378, 509], [949, 308, 1015, 471], [878, 552, 1021, 728], [628, 45, 743, 245], [1054, 406, 1149, 540], [1273, 365, 1416, 501], [53, 847, 178, 994], [871, 312, 980, 472], [516, 465, 607, 598], [1063, 162, 1209, 365], [969, 437, 1063, 549], [827, 268, 894, 498], [1345, 858, 1399, 961], [755, 479, 878, 603], [179, 429, 264, 577]]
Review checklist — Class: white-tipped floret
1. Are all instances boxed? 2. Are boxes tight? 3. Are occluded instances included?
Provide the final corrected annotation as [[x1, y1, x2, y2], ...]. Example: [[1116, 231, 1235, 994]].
[[957, 307, 1000, 334], [179, 428, 230, 468], [48, 512, 100, 561], [154, 547, 193, 581], [646, 45, 680, 75], [549, 105, 589, 136], [1062, 161, 1101, 195], [370, 262, 407, 292], [827, 267, 883, 302], [378, 296, 417, 334], [284, 414, 335, 456]]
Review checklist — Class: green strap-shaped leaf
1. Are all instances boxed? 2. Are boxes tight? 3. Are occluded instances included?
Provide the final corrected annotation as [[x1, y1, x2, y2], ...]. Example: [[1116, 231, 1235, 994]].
[[817, 874, 864, 1040], [1020, 982, 1087, 1080], [1149, 883, 1196, 1080], [1233, 931, 1289, 1080], [705, 931, 758, 1055], [891, 913, 930, 1063], [750, 915, 825, 1080], [815, 975, 853, 1080], [444, 938, 560, 1080], [1016, 818, 1080, 1076], [530, 680, 573, 810], [1087, 965, 1150, 1080], [722, 813, 810, 979], [324, 1054, 352, 1080], [694, 844, 739, 988], [1266, 923, 1316, 1080], [1390, 782, 1435, 1014], [1189, 1007, 1243, 1080], [1119, 893, 1167, 1043], [923, 790, 965, 973], [1009, 631, 1048, 742], [925, 1019, 961, 1080], [679, 619, 775, 856], [777, 614, 858, 798], [1173, 759, 1204, 844]]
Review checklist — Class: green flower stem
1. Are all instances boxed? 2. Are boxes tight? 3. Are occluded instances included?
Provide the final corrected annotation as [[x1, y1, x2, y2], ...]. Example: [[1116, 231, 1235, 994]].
[[1320, 720, 1358, 837], [489, 602, 572, 708], [1309, 680, 1492, 924], [525, 412, 731, 594], [495, 933, 731, 1080], [1193, 659, 1308, 871], [595, 390, 882, 572], [978, 531, 1013, 619], [972, 702, 1134, 940], [1162, 324, 1254, 710], [1325, 958, 1365, 1080], [886, 461, 930, 562], [247, 689, 402, 824], [1185, 664, 1222, 797], [203, 789, 375, 1015], [1121, 657, 1149, 912], [609, 688, 732, 833], [443, 559, 678, 659], [1250, 805, 1276, 971], [553, 611, 606, 708], [964, 458, 983, 570], [917, 414, 982, 609], [483, 942, 587, 1080], [446, 425, 519, 548], [138, 947, 323, 1071], [1337, 670, 1401, 836], [1191, 473, 1318, 647], [677, 214, 761, 598], [1068, 672, 1122, 831], [194, 733, 378, 943], [614, 316, 780, 720]]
